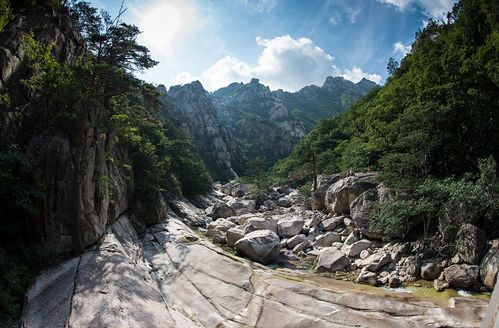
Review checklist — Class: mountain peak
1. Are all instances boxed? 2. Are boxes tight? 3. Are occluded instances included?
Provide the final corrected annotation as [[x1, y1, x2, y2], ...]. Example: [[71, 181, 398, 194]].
[[250, 78, 260, 84]]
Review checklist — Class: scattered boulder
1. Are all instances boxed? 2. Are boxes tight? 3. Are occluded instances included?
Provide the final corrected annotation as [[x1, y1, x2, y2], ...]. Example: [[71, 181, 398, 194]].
[[359, 252, 391, 272], [342, 240, 372, 257], [312, 232, 341, 248], [287, 234, 307, 249], [210, 202, 235, 219], [322, 216, 344, 231], [357, 270, 377, 286], [421, 262, 440, 281], [230, 184, 248, 197], [277, 218, 305, 237], [292, 240, 310, 254], [211, 230, 226, 244], [344, 231, 359, 245], [433, 279, 449, 292], [388, 275, 401, 288], [359, 249, 372, 260], [305, 214, 322, 228], [263, 199, 277, 211], [315, 248, 350, 272], [277, 197, 291, 208], [225, 227, 245, 247], [228, 199, 256, 215], [479, 240, 499, 290], [243, 217, 278, 234], [443, 264, 480, 289], [455, 224, 486, 264], [311, 175, 341, 210], [324, 173, 377, 214], [399, 256, 421, 279], [235, 230, 280, 264], [206, 218, 235, 234]]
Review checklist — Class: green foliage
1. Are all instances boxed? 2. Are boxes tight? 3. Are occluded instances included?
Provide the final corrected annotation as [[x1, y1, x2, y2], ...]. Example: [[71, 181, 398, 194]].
[[278, 0, 498, 190], [373, 156, 499, 238], [0, 149, 41, 320], [279, 0, 499, 240], [298, 181, 312, 197], [0, 0, 10, 31]]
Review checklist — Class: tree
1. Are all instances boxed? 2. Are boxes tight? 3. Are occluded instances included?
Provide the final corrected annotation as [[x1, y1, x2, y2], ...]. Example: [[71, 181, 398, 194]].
[[386, 57, 399, 76], [248, 157, 265, 188]]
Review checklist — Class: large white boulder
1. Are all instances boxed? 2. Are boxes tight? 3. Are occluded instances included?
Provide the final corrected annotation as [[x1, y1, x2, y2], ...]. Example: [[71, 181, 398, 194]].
[[324, 173, 377, 214], [235, 230, 280, 264], [315, 248, 350, 272]]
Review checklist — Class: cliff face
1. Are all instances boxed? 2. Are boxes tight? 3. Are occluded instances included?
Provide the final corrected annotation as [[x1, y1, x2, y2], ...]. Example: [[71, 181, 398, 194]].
[[0, 6, 82, 144], [0, 7, 133, 255], [161, 81, 239, 181]]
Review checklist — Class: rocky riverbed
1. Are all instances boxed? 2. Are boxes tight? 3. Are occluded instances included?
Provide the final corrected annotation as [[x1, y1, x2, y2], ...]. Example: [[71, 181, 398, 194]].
[[203, 176, 498, 295], [21, 175, 496, 327]]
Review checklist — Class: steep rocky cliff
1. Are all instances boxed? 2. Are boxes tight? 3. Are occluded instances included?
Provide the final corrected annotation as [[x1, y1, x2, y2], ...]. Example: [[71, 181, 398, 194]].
[[160, 81, 240, 181], [0, 6, 132, 255]]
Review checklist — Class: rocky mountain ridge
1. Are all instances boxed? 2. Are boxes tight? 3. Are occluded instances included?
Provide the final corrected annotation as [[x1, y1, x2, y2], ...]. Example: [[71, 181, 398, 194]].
[[158, 82, 240, 181], [164, 76, 376, 178]]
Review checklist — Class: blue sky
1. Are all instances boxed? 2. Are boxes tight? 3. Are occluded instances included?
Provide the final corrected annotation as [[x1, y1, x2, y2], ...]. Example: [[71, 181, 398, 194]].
[[89, 0, 457, 91]]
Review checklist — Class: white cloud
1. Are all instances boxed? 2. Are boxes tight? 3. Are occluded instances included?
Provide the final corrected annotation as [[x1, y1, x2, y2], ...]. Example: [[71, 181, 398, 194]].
[[130, 0, 203, 65], [341, 67, 382, 84], [174, 35, 380, 91], [377, 0, 456, 19], [240, 0, 279, 13], [393, 41, 411, 56]]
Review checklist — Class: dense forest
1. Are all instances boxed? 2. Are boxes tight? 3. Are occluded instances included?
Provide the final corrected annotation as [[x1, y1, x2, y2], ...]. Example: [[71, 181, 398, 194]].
[[275, 0, 499, 237], [0, 0, 210, 318]]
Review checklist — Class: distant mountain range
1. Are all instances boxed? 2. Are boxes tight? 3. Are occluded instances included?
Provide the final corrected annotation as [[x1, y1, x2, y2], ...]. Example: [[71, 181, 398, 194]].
[[160, 76, 377, 180]]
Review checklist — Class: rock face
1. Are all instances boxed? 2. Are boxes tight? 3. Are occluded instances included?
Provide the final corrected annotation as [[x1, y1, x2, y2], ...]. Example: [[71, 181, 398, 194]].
[[444, 264, 480, 289], [479, 240, 499, 290], [455, 224, 486, 264], [315, 248, 350, 272], [0, 6, 82, 143], [0, 7, 134, 255], [349, 183, 393, 239], [311, 175, 341, 210], [325, 173, 377, 215], [22, 215, 490, 328], [162, 81, 239, 181], [235, 230, 280, 264]]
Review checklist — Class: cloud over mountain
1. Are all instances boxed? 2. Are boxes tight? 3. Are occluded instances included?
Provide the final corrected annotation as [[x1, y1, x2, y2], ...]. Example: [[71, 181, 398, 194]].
[[174, 35, 380, 91]]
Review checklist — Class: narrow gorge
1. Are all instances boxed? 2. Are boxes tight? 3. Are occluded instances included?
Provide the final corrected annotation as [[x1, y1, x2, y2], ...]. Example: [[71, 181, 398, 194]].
[[0, 0, 498, 327]]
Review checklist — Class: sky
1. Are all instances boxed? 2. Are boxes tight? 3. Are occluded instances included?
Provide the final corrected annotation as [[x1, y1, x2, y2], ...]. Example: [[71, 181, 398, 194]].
[[89, 0, 457, 92]]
